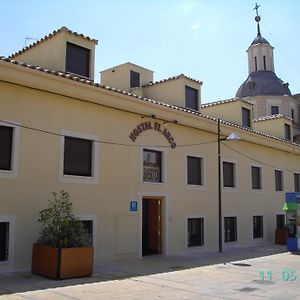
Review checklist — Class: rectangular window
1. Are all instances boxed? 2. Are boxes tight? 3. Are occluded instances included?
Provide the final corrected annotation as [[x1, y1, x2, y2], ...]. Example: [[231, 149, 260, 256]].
[[291, 109, 295, 122], [80, 220, 93, 246], [276, 214, 285, 230], [188, 218, 204, 247], [223, 162, 235, 188], [143, 149, 162, 183], [254, 56, 257, 71], [64, 136, 93, 177], [224, 217, 237, 242], [0, 222, 9, 262], [271, 105, 279, 115], [253, 216, 263, 239], [0, 126, 13, 170], [284, 124, 291, 140], [185, 86, 198, 110], [263, 55, 266, 70], [251, 166, 262, 190], [294, 173, 300, 192], [130, 71, 140, 88], [66, 42, 90, 78], [187, 156, 202, 186], [275, 170, 283, 191], [242, 107, 251, 127]]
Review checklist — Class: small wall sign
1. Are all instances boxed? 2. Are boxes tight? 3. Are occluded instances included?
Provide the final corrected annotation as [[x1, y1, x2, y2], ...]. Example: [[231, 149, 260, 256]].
[[130, 201, 138, 212], [129, 121, 177, 148]]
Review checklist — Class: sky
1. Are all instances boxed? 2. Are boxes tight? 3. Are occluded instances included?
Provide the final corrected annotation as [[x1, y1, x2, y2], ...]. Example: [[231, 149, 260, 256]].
[[1, 0, 299, 103]]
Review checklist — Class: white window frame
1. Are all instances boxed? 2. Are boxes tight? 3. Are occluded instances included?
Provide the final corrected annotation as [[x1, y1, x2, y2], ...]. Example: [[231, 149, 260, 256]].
[[222, 159, 238, 191], [0, 121, 19, 179], [185, 152, 205, 190], [59, 130, 99, 184], [252, 214, 265, 242], [140, 147, 166, 185], [186, 214, 207, 252], [250, 164, 263, 191], [0, 215, 16, 267]]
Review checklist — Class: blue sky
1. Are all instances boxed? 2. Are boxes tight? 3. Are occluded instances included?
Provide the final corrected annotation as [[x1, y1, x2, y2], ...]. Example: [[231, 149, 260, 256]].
[[1, 0, 299, 103]]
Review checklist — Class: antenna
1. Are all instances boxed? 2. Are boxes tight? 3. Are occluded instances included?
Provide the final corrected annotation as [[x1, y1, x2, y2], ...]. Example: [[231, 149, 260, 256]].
[[25, 37, 38, 47]]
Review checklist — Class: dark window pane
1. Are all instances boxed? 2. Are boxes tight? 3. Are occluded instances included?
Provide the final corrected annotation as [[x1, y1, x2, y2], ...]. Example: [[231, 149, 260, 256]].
[[224, 217, 237, 242], [130, 71, 140, 88], [0, 126, 13, 170], [253, 216, 263, 238], [251, 166, 261, 189], [271, 106, 279, 115], [143, 149, 162, 182], [0, 222, 9, 261], [81, 220, 93, 245], [223, 162, 235, 187], [188, 218, 204, 247], [185, 86, 198, 110], [187, 156, 202, 185], [242, 108, 251, 127], [284, 124, 291, 140], [64, 136, 92, 176], [276, 215, 285, 230], [294, 173, 300, 192], [275, 170, 283, 191], [66, 42, 90, 78]]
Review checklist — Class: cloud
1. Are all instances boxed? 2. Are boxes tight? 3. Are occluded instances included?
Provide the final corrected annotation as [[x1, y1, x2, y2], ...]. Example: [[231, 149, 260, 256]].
[[191, 22, 200, 30]]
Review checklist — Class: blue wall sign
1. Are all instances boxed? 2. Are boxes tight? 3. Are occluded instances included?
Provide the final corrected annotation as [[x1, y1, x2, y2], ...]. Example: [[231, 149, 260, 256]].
[[130, 201, 138, 212]]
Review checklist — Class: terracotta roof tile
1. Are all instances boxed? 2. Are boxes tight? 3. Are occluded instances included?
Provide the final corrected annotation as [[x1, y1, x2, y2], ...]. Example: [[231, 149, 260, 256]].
[[142, 74, 203, 87], [9, 26, 98, 58], [0, 56, 298, 147]]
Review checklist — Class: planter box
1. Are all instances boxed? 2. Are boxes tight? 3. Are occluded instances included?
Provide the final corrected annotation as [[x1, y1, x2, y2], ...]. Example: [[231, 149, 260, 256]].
[[275, 229, 287, 245], [32, 244, 93, 280]]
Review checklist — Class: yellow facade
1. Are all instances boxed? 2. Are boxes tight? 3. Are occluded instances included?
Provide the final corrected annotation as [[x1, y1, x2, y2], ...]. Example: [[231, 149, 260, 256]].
[[1, 28, 300, 272]]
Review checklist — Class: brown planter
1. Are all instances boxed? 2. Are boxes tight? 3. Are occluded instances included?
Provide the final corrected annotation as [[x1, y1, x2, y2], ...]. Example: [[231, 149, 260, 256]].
[[32, 244, 93, 280], [275, 229, 287, 245]]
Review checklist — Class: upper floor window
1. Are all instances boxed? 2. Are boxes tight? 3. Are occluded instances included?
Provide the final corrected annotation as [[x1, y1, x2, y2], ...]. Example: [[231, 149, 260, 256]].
[[185, 86, 198, 110], [251, 166, 262, 190], [242, 107, 251, 128], [291, 109, 295, 122], [130, 71, 140, 88], [187, 156, 203, 186], [66, 42, 90, 78], [143, 149, 162, 183], [294, 173, 300, 192], [223, 161, 236, 188], [0, 125, 13, 171], [271, 105, 279, 115], [275, 170, 283, 191], [284, 124, 291, 141]]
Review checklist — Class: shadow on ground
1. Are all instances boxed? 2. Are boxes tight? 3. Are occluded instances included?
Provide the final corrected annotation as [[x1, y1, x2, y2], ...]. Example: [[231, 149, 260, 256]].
[[0, 244, 288, 296]]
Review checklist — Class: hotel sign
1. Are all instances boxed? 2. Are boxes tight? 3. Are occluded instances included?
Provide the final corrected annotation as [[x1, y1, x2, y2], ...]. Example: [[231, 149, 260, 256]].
[[129, 121, 177, 148]]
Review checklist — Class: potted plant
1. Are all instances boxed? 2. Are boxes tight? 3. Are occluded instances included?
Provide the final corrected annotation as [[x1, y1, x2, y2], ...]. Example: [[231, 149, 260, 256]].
[[32, 191, 93, 279]]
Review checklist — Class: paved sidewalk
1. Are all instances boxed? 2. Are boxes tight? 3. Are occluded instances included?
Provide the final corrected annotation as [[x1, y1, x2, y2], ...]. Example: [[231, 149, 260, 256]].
[[0, 244, 299, 299]]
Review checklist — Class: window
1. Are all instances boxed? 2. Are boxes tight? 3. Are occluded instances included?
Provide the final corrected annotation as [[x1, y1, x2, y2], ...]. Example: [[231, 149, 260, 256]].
[[284, 124, 291, 140], [271, 105, 279, 115], [294, 173, 300, 192], [254, 56, 257, 71], [251, 166, 262, 190], [263, 55, 266, 70], [130, 71, 140, 88], [187, 156, 203, 186], [242, 107, 251, 128], [66, 42, 90, 78], [188, 218, 204, 247], [275, 170, 283, 191], [276, 214, 285, 230], [291, 109, 295, 122], [0, 222, 9, 261], [253, 216, 263, 239], [0, 125, 13, 170], [224, 217, 237, 242], [143, 149, 162, 183], [223, 162, 235, 188], [185, 86, 198, 110], [64, 136, 93, 177], [81, 220, 93, 245]]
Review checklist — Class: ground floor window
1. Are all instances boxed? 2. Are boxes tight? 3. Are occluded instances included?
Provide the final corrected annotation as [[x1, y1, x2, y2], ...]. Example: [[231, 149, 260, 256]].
[[253, 216, 263, 239], [187, 218, 204, 247], [276, 214, 285, 230], [224, 217, 237, 242], [80, 220, 93, 246], [0, 222, 9, 261]]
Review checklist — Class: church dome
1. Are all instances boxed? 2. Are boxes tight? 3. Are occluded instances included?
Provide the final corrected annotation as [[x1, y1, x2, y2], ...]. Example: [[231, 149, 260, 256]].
[[235, 70, 292, 97]]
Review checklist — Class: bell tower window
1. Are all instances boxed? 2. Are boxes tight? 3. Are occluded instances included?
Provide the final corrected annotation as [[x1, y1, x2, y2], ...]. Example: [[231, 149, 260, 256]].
[[254, 56, 258, 71], [263, 56, 266, 70]]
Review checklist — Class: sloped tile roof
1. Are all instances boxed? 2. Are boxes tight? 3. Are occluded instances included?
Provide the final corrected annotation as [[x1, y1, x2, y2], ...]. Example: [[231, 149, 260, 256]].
[[9, 26, 98, 58], [201, 97, 253, 108], [142, 74, 203, 87], [0, 56, 299, 147], [253, 114, 293, 122]]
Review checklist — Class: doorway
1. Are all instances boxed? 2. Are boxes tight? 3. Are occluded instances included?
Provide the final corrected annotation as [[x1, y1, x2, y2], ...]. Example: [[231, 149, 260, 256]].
[[142, 198, 162, 256]]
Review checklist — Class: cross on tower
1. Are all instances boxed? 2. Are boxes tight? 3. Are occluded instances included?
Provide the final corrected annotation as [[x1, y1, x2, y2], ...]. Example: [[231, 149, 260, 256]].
[[253, 3, 260, 16]]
